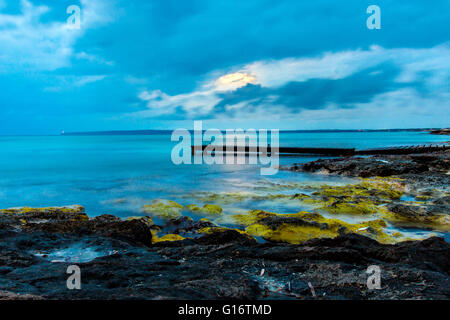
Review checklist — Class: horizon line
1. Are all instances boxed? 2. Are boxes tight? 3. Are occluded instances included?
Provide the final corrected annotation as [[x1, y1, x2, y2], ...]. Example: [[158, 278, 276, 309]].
[[0, 127, 446, 137], [57, 127, 445, 136]]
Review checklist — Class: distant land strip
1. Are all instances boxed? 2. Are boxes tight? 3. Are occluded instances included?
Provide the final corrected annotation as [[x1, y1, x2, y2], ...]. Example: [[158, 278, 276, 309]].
[[61, 128, 445, 136]]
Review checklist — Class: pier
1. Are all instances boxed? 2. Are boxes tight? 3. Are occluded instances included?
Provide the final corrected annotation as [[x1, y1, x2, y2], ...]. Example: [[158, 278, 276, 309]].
[[191, 144, 449, 157], [353, 144, 449, 155]]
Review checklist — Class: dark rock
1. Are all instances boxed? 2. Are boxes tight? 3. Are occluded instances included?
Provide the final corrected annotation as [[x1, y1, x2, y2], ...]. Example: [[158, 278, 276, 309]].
[[285, 279, 310, 295], [387, 203, 429, 218], [24, 215, 152, 247], [0, 291, 44, 300], [0, 224, 448, 299], [283, 151, 449, 178], [1, 198, 449, 299], [432, 196, 450, 206], [258, 215, 325, 230], [195, 229, 257, 246], [429, 128, 450, 135], [162, 216, 216, 235]]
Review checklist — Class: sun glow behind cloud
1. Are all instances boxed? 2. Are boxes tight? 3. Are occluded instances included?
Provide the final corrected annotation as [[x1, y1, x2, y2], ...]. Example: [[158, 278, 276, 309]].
[[215, 72, 257, 91]]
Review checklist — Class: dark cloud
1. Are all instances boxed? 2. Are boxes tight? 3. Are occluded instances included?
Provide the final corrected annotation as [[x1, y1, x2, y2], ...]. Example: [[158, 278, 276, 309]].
[[212, 64, 403, 116], [72, 0, 450, 94]]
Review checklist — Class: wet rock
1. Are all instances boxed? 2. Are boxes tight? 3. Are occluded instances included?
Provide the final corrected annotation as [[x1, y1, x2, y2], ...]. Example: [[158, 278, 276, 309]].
[[429, 128, 450, 135], [186, 204, 223, 217], [0, 205, 88, 226], [234, 210, 396, 244], [0, 291, 44, 300], [23, 214, 153, 247], [283, 151, 449, 177], [195, 228, 257, 245], [0, 220, 448, 299], [285, 279, 310, 295], [142, 200, 184, 220], [152, 233, 186, 244], [387, 203, 430, 218], [161, 216, 216, 235], [1, 185, 448, 299], [385, 202, 449, 231], [432, 196, 450, 206], [258, 215, 326, 230]]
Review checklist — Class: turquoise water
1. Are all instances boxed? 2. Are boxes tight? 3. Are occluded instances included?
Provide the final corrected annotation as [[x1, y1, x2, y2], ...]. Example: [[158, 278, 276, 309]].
[[0, 131, 447, 237]]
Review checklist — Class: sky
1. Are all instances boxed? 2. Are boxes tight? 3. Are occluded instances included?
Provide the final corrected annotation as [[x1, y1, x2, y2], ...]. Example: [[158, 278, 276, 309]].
[[0, 0, 449, 134]]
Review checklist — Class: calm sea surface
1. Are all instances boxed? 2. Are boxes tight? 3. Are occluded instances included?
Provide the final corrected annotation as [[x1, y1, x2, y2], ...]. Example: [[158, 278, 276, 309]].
[[0, 131, 448, 240]]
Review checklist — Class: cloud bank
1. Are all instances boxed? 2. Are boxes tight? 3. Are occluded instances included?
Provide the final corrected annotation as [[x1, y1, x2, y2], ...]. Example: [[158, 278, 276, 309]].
[[133, 45, 449, 123]]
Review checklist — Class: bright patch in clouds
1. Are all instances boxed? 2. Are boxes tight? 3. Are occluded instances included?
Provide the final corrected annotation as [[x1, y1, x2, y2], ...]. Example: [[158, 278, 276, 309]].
[[215, 72, 257, 91], [137, 72, 257, 117]]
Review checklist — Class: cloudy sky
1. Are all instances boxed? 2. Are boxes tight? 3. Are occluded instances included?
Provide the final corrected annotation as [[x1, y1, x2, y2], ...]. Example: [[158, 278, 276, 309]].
[[0, 0, 448, 134]]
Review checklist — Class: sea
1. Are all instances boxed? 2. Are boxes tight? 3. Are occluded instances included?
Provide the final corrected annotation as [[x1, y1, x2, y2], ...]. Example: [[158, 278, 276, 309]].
[[0, 131, 448, 240]]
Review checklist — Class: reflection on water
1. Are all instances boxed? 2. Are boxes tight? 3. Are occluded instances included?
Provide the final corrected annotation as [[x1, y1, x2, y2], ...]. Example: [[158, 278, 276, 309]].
[[33, 242, 117, 263]]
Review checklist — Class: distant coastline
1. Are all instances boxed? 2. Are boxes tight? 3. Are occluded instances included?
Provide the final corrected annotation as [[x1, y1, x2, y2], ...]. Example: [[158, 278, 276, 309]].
[[61, 128, 445, 136]]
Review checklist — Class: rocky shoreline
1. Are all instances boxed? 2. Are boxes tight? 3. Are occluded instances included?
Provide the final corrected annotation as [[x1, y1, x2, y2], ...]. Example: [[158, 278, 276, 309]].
[[429, 128, 450, 135], [1, 152, 449, 300]]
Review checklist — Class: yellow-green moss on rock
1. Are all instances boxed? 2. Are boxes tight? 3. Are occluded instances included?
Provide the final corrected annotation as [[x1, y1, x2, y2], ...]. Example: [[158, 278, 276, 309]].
[[305, 198, 381, 215], [152, 233, 186, 243], [142, 200, 184, 220], [381, 204, 450, 232], [296, 178, 405, 215], [197, 226, 250, 236], [126, 216, 154, 227], [0, 205, 89, 221], [187, 192, 254, 204], [0, 205, 85, 215], [186, 204, 223, 216], [232, 209, 398, 244]]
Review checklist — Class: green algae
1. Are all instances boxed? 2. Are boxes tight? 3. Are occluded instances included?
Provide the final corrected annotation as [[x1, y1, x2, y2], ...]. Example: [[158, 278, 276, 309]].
[[253, 180, 311, 192], [197, 226, 256, 241], [293, 178, 405, 215], [131, 177, 447, 244], [201, 204, 223, 215], [0, 206, 89, 220], [185, 178, 406, 218], [186, 204, 223, 216], [381, 206, 450, 232], [186, 192, 255, 205], [232, 209, 399, 244], [142, 200, 184, 220], [152, 233, 186, 243], [186, 191, 314, 208], [308, 198, 381, 215], [0, 205, 86, 215], [126, 216, 154, 227], [311, 178, 404, 202], [415, 195, 432, 201]]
